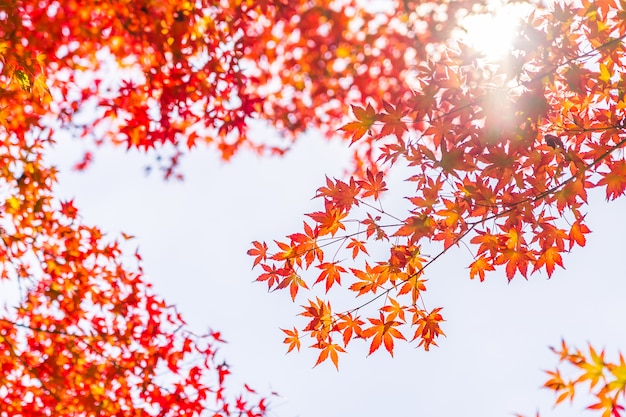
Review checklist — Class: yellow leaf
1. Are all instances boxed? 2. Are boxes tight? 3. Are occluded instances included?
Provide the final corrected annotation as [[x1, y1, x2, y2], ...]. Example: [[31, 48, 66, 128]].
[[13, 69, 31, 91], [6, 196, 20, 212], [599, 63, 611, 83], [36, 53, 46, 68], [32, 74, 51, 103]]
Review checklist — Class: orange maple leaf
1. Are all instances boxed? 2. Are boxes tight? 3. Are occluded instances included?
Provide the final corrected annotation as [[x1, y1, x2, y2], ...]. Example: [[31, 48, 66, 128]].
[[411, 307, 445, 351], [313, 341, 345, 370], [362, 313, 406, 356], [349, 262, 387, 296], [281, 327, 301, 353], [314, 262, 346, 292], [276, 271, 309, 301], [469, 256, 495, 282], [533, 247, 564, 277], [306, 201, 348, 237], [339, 103, 379, 144]]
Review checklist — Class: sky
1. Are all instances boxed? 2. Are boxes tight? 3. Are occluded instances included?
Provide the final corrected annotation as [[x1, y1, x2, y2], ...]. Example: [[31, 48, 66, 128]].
[[45, 123, 626, 417]]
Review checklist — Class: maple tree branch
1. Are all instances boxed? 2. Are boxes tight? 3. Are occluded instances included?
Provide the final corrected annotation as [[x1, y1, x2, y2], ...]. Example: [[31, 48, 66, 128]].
[[322, 223, 477, 331], [358, 199, 405, 223], [475, 128, 626, 218], [321, 131, 626, 338]]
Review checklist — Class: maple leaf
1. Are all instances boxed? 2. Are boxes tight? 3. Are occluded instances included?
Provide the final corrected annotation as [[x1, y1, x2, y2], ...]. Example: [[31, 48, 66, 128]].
[[608, 353, 626, 393], [469, 256, 495, 282], [300, 298, 333, 342], [313, 341, 345, 370], [597, 160, 626, 200], [362, 213, 387, 240], [314, 262, 346, 292], [577, 346, 606, 389], [393, 214, 435, 243], [587, 389, 625, 417], [316, 176, 360, 211], [72, 151, 93, 171], [256, 263, 283, 289], [346, 238, 369, 259], [281, 327, 301, 353], [32, 74, 51, 103], [411, 307, 445, 351], [276, 271, 309, 301], [306, 201, 348, 237], [358, 169, 388, 200], [379, 101, 408, 139], [349, 262, 388, 296], [13, 69, 31, 91], [361, 313, 406, 356], [569, 220, 591, 248], [271, 240, 299, 262], [340, 103, 379, 144], [533, 247, 564, 277], [247, 241, 268, 267], [335, 313, 365, 347], [495, 247, 533, 281], [288, 221, 322, 267], [381, 298, 406, 322]]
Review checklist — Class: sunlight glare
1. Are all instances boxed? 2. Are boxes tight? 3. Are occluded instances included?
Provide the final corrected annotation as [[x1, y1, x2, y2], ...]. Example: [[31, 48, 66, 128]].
[[460, 2, 531, 59]]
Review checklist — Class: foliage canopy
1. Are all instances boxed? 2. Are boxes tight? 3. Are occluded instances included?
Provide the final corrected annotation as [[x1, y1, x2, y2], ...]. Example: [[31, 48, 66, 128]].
[[1, 0, 626, 416]]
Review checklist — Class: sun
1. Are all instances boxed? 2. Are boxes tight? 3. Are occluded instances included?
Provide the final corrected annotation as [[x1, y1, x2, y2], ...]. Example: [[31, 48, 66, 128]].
[[459, 1, 533, 59]]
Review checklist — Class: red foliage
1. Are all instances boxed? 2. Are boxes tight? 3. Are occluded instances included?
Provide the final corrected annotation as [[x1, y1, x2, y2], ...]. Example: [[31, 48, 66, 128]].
[[3, 0, 626, 416]]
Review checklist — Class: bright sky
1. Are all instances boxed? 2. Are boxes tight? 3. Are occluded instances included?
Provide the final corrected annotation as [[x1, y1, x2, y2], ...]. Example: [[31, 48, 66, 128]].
[[46, 124, 626, 417]]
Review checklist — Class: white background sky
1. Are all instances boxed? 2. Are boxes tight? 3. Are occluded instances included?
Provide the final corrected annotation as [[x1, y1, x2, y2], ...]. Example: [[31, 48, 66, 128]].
[[46, 124, 626, 417]]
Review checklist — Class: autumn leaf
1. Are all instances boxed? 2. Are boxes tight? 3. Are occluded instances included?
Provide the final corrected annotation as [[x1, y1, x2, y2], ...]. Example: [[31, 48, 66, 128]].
[[314, 262, 346, 292], [335, 313, 365, 347], [411, 307, 445, 351], [256, 263, 283, 289], [577, 346, 606, 389], [306, 201, 348, 237], [13, 69, 31, 91], [469, 256, 495, 281], [247, 240, 268, 267], [7, 0, 626, 413], [282, 327, 301, 353], [316, 176, 360, 211], [569, 220, 591, 248], [346, 238, 369, 259], [597, 160, 626, 200], [358, 169, 388, 200], [533, 247, 564, 277], [276, 271, 309, 301], [379, 100, 409, 139], [587, 389, 625, 417], [393, 214, 435, 243], [349, 262, 387, 296], [313, 341, 345, 370], [361, 313, 406, 356], [340, 103, 379, 144]]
